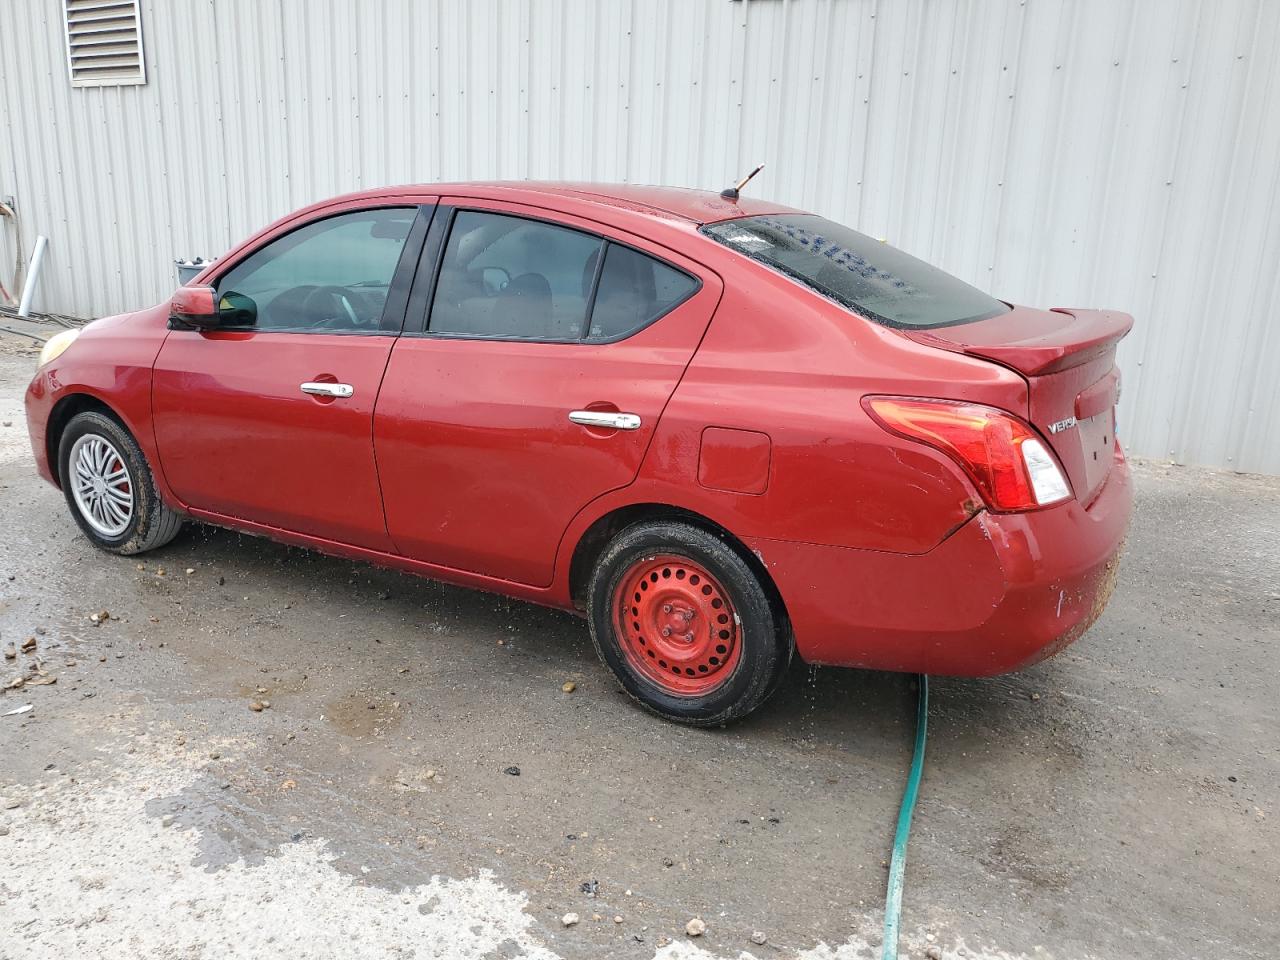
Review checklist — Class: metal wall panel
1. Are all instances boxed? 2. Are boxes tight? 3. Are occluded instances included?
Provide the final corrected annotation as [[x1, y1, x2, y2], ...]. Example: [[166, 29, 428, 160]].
[[1, 0, 1277, 473]]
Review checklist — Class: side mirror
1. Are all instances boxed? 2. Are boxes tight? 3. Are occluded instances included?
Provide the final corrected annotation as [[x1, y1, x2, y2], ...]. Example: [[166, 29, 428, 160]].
[[169, 285, 219, 329]]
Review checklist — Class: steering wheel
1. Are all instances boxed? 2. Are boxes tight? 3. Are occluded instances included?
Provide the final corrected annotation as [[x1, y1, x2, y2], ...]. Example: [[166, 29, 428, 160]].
[[301, 285, 377, 330]]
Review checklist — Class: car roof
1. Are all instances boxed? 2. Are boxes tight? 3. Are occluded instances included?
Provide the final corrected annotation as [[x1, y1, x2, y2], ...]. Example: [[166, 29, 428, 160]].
[[502, 182, 803, 225], [332, 181, 803, 227]]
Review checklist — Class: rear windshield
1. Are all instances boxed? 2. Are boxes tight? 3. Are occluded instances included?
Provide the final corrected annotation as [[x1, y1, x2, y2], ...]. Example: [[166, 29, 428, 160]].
[[703, 214, 1009, 329]]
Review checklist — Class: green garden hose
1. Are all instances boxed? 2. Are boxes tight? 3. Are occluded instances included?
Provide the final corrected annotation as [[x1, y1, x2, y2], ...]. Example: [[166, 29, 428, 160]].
[[882, 675, 929, 960]]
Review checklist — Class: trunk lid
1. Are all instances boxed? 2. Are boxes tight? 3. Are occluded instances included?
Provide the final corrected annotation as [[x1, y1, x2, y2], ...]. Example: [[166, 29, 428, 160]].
[[907, 305, 1133, 505]]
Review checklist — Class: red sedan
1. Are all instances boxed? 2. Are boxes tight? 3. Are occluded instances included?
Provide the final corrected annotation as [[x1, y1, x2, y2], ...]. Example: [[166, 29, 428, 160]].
[[24, 182, 1132, 724]]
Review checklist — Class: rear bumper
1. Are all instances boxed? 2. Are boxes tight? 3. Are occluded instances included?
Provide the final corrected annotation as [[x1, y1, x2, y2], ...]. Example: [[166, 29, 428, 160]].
[[753, 446, 1132, 675]]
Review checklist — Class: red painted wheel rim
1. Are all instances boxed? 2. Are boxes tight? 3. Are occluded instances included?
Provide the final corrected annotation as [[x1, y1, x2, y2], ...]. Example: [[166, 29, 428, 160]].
[[612, 554, 742, 696]]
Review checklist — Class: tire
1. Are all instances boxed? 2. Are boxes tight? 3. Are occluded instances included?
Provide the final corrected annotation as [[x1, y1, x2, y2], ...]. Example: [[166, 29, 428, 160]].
[[587, 520, 793, 726], [58, 410, 183, 555]]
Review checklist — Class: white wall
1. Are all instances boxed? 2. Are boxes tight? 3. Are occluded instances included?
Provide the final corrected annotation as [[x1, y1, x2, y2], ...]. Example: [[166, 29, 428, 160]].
[[1, 0, 1278, 473]]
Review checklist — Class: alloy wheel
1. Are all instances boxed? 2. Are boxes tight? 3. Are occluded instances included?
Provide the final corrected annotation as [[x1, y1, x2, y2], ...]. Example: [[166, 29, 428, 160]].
[[69, 433, 134, 537]]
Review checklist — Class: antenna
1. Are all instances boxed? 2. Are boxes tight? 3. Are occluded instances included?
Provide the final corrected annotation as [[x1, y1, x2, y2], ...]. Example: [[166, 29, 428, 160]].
[[720, 164, 765, 201]]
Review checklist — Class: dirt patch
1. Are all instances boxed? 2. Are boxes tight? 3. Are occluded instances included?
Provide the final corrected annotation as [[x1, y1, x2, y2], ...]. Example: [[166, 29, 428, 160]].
[[323, 688, 407, 739]]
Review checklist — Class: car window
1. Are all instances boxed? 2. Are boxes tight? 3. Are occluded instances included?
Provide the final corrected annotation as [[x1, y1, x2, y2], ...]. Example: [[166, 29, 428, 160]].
[[703, 213, 1009, 329], [585, 244, 699, 342], [429, 211, 604, 340], [216, 208, 415, 332]]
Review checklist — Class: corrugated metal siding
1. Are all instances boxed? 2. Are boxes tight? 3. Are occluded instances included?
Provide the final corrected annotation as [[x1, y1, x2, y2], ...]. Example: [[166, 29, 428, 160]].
[[1, 0, 1277, 473]]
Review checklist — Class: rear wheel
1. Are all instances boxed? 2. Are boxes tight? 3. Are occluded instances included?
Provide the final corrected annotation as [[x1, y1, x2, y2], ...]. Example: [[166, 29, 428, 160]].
[[58, 410, 183, 555], [587, 521, 792, 726]]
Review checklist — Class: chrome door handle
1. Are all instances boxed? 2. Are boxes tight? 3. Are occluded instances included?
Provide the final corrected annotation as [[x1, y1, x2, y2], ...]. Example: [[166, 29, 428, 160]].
[[301, 381, 354, 398], [569, 410, 642, 431]]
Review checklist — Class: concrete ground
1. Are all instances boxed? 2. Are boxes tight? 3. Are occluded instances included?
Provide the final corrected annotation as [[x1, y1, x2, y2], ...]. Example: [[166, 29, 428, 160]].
[[0, 327, 1276, 960]]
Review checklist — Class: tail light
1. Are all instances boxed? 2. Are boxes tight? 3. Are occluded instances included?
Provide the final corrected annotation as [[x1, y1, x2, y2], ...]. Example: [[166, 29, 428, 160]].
[[863, 397, 1071, 511]]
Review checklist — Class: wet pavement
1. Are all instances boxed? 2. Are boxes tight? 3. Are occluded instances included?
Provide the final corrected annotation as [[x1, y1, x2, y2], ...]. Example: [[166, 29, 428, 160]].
[[0, 333, 1277, 959]]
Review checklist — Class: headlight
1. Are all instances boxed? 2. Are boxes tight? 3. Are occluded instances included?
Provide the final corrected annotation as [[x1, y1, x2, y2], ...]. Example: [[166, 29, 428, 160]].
[[38, 328, 80, 369]]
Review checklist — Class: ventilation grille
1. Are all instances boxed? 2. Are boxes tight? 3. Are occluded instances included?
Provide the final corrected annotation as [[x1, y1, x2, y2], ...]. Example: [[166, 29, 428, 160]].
[[64, 0, 146, 87]]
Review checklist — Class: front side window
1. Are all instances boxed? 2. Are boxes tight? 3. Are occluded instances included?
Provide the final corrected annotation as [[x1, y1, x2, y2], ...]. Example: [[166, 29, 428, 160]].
[[703, 214, 1009, 329], [216, 208, 416, 332], [429, 211, 603, 340]]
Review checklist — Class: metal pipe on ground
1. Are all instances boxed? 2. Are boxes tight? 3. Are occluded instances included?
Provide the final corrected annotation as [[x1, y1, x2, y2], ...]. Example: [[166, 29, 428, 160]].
[[0, 325, 48, 343], [17, 235, 47, 318]]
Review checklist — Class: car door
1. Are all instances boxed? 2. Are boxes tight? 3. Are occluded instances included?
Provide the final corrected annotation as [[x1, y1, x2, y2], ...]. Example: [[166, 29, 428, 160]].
[[374, 199, 723, 586], [152, 203, 432, 550]]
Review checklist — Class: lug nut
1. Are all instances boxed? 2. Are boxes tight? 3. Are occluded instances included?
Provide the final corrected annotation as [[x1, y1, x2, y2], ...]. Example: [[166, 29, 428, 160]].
[[662, 627, 671, 637], [684, 633, 694, 642], [663, 604, 672, 614]]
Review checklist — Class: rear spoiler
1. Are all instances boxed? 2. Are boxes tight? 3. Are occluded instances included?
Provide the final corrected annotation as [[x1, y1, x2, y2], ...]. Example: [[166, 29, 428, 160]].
[[906, 307, 1134, 377]]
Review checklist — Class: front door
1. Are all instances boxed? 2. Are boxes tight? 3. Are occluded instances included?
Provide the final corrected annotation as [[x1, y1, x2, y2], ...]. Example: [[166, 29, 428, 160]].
[[374, 201, 722, 586], [152, 204, 428, 550]]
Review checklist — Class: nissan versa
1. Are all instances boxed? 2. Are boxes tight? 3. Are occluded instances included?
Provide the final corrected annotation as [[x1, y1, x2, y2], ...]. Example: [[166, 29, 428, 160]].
[[24, 183, 1132, 725]]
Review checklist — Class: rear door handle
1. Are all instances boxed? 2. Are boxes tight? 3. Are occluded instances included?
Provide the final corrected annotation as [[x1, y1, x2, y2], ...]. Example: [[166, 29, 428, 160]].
[[301, 381, 354, 398], [568, 410, 641, 431]]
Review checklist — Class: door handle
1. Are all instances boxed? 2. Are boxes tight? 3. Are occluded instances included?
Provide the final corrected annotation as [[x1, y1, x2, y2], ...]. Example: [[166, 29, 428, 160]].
[[568, 410, 642, 430], [301, 381, 354, 398]]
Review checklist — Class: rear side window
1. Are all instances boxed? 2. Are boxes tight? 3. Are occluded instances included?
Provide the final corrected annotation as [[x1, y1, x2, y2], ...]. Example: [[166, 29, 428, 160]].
[[586, 244, 699, 342], [703, 214, 1008, 329], [429, 211, 603, 340], [426, 210, 698, 342]]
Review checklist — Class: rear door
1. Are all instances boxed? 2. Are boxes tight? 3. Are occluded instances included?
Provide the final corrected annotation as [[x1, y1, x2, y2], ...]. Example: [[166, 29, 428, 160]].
[[152, 204, 431, 549], [373, 199, 721, 586]]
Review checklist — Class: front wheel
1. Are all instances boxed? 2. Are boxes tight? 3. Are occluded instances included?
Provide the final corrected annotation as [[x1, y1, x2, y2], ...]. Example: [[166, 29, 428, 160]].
[[587, 521, 792, 726], [58, 410, 183, 555]]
